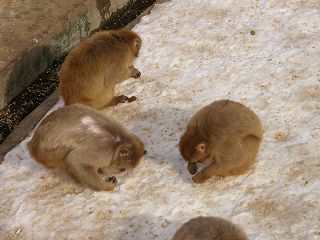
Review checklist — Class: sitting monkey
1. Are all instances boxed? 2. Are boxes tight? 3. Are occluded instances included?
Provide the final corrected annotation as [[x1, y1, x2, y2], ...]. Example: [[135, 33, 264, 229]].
[[179, 100, 263, 183], [59, 29, 142, 109]]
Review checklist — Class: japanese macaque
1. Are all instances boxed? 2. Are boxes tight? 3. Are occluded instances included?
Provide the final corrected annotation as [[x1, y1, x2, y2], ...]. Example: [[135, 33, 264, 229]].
[[28, 104, 145, 191], [179, 100, 263, 183], [58, 29, 142, 110], [171, 216, 248, 240]]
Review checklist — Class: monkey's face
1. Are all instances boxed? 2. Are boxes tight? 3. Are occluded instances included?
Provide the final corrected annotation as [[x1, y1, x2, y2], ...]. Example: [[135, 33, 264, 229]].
[[179, 129, 211, 164], [109, 139, 144, 174]]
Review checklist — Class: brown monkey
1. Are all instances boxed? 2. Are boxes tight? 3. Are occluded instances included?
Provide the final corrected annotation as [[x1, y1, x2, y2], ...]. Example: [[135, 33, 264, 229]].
[[58, 29, 142, 110], [179, 100, 263, 183], [28, 104, 145, 191], [172, 216, 248, 240]]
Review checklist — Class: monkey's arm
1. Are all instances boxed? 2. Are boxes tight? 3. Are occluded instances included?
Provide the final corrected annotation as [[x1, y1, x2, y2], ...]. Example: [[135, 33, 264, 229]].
[[65, 152, 117, 191], [68, 163, 117, 191], [192, 141, 245, 183]]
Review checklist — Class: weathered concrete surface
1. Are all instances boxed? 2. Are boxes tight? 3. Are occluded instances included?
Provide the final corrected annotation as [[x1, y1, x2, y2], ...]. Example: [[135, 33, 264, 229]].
[[0, 0, 134, 111]]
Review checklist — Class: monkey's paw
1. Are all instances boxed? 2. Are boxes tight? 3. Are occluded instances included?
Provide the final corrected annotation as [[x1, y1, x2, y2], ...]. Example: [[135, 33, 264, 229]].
[[132, 70, 141, 79], [130, 67, 141, 79], [106, 176, 118, 185], [187, 163, 198, 175], [114, 95, 130, 104]]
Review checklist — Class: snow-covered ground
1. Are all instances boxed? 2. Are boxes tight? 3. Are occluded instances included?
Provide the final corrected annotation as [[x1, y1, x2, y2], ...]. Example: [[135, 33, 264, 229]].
[[1, 0, 320, 239]]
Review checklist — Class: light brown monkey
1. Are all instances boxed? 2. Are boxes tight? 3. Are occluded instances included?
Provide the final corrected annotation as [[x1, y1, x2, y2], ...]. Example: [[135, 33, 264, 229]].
[[28, 104, 145, 191], [172, 216, 248, 240], [179, 100, 263, 183], [59, 29, 142, 110]]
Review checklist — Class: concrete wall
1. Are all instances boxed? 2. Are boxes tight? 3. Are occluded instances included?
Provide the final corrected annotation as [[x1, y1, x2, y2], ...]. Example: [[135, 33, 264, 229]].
[[0, 0, 134, 111]]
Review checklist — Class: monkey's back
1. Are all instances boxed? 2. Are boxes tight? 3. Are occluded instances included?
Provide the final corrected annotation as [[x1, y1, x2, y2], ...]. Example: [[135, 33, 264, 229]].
[[28, 104, 130, 169], [192, 100, 263, 140], [172, 216, 248, 240], [58, 29, 138, 106]]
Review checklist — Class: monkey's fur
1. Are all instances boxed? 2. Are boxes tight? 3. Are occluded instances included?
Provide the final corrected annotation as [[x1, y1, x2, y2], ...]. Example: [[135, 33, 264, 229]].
[[172, 216, 248, 240], [28, 104, 145, 191], [179, 100, 263, 183], [59, 29, 142, 110]]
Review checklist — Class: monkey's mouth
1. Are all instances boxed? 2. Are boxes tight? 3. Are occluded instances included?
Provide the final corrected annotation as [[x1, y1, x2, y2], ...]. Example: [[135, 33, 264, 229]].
[[120, 168, 126, 172]]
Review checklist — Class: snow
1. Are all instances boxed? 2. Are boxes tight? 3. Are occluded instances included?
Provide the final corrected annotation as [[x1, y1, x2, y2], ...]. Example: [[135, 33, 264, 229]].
[[1, 0, 320, 239]]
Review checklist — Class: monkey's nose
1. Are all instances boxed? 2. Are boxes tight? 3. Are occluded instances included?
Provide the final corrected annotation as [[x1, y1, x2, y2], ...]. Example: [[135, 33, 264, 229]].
[[136, 72, 141, 78], [144, 150, 147, 155], [120, 168, 126, 172]]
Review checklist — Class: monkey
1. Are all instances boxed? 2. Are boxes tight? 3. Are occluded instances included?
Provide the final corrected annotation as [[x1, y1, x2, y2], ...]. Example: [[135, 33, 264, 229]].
[[171, 216, 248, 240], [58, 28, 142, 110], [179, 100, 263, 183], [28, 104, 145, 191]]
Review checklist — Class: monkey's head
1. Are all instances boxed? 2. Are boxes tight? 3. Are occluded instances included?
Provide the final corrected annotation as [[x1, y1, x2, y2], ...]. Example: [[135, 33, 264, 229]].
[[121, 29, 142, 57], [108, 136, 145, 173], [179, 127, 212, 164]]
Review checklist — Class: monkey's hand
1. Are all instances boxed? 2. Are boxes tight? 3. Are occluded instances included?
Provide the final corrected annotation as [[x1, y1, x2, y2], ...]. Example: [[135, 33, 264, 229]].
[[112, 95, 130, 105], [109, 95, 137, 106], [129, 66, 141, 79], [187, 163, 198, 175], [105, 176, 118, 185]]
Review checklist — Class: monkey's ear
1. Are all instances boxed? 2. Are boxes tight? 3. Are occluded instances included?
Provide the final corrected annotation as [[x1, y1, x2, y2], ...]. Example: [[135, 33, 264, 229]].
[[196, 143, 208, 152], [117, 144, 132, 157], [134, 38, 139, 48], [119, 148, 129, 157]]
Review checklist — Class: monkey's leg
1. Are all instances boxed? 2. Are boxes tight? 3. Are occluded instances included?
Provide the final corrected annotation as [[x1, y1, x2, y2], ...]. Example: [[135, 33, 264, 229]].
[[227, 135, 261, 175], [192, 156, 247, 183], [129, 65, 141, 79], [102, 83, 136, 107], [192, 163, 218, 183], [66, 160, 117, 191], [98, 167, 118, 178]]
